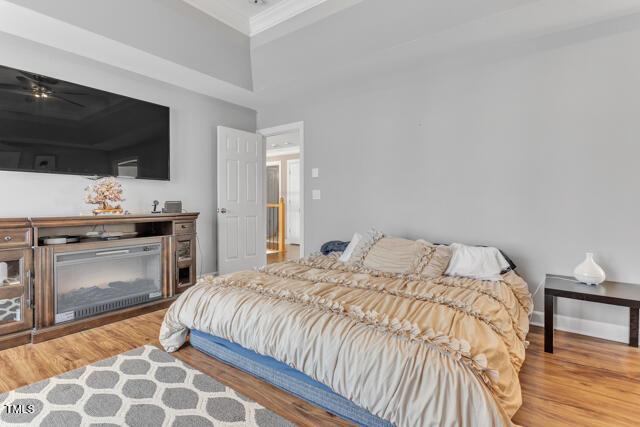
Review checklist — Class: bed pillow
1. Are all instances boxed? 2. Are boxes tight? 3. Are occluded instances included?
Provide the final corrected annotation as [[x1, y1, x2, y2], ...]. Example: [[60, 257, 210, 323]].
[[352, 234, 451, 278], [346, 228, 385, 266], [411, 241, 453, 279], [321, 240, 350, 256], [338, 233, 362, 262], [361, 236, 421, 274], [444, 243, 511, 281], [435, 242, 516, 273]]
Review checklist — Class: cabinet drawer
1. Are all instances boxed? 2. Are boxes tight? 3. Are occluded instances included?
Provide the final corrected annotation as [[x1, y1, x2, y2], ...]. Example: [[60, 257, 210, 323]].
[[0, 228, 31, 248], [174, 221, 195, 235]]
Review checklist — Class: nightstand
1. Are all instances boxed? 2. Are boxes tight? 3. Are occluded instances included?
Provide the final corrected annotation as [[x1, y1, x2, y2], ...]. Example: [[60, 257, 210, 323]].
[[544, 274, 640, 353]]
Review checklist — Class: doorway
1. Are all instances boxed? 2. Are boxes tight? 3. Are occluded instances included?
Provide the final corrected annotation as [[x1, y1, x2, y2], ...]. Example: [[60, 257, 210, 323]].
[[258, 122, 304, 264]]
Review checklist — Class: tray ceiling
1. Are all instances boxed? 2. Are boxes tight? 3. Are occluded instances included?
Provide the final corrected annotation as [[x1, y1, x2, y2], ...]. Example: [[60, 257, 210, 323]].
[[183, 0, 339, 36]]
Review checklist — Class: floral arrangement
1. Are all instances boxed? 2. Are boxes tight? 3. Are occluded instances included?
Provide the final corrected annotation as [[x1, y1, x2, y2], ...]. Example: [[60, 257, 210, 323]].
[[84, 177, 124, 214]]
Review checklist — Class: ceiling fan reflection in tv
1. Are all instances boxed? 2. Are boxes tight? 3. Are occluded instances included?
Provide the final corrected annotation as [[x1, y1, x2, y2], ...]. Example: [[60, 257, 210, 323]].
[[0, 70, 87, 108], [0, 64, 170, 180]]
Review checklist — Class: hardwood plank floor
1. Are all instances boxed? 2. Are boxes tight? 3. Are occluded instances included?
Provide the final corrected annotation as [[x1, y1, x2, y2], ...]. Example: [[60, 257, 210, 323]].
[[0, 310, 349, 427], [514, 326, 640, 426], [0, 311, 638, 426], [267, 244, 300, 264]]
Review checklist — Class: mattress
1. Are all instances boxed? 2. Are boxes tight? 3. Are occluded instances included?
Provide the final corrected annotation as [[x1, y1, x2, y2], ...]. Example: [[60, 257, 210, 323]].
[[190, 329, 393, 427]]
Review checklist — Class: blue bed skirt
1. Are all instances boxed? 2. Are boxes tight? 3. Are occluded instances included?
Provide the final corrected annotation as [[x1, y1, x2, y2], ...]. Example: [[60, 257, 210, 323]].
[[190, 329, 393, 427]]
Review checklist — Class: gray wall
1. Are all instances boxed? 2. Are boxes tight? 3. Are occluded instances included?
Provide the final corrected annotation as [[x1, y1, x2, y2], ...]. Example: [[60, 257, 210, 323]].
[[0, 32, 256, 275], [257, 20, 640, 328], [251, 0, 529, 92], [7, 0, 253, 90]]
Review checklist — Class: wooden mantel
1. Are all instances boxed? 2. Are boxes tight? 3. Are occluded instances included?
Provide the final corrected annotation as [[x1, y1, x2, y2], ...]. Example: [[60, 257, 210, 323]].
[[30, 212, 198, 227]]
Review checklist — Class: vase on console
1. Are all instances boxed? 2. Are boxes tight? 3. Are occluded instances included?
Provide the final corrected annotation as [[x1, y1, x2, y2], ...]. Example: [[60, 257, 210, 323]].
[[574, 252, 606, 285]]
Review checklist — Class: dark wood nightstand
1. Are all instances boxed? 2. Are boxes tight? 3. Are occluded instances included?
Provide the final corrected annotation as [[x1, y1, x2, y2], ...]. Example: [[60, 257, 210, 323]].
[[544, 274, 640, 353]]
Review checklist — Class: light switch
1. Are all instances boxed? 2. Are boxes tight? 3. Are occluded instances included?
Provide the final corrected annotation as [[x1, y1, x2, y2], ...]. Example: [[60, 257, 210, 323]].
[[312, 168, 319, 178], [312, 189, 321, 200]]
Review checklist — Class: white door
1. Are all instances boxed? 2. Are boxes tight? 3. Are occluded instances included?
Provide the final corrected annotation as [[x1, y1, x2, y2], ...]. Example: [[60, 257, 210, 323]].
[[286, 159, 301, 245], [217, 126, 266, 275]]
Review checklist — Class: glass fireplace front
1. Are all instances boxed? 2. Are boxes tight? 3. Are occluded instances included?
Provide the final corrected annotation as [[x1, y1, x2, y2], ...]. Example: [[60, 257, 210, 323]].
[[54, 243, 162, 324]]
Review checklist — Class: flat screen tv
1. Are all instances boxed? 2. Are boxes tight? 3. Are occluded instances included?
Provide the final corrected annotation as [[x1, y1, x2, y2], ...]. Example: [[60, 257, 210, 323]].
[[0, 64, 169, 180]]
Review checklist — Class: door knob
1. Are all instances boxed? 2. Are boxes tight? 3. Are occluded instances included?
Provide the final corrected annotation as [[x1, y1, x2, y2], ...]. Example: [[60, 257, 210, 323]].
[[217, 208, 228, 214]]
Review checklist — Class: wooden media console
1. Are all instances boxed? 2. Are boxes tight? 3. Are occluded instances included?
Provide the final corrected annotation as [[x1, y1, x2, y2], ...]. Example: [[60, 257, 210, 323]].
[[0, 213, 199, 349]]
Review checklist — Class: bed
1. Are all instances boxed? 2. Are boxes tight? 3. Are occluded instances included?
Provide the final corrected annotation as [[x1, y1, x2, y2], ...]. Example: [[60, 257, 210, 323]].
[[160, 235, 532, 427]]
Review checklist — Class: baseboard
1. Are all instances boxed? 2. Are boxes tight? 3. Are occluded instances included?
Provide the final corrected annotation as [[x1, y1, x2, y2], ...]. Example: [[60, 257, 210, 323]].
[[0, 330, 31, 351], [531, 311, 629, 344]]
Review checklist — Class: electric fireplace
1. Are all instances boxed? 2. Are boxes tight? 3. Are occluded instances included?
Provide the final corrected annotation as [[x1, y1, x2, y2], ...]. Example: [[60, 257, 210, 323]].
[[53, 243, 162, 324]]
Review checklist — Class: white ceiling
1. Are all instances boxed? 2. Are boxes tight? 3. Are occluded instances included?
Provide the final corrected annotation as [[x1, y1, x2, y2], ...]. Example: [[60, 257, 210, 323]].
[[266, 131, 299, 156], [182, 0, 342, 36]]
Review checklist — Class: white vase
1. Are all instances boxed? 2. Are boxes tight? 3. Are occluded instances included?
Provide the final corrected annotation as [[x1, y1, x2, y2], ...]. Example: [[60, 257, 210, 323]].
[[574, 252, 606, 285]]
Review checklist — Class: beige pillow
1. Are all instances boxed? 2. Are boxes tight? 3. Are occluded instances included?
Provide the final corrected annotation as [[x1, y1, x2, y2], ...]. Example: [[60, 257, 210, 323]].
[[347, 228, 385, 266], [349, 230, 452, 278], [411, 241, 452, 279], [362, 237, 421, 274]]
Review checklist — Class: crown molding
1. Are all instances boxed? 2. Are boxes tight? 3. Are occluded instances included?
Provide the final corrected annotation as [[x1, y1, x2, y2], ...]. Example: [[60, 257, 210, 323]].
[[183, 0, 250, 35], [182, 0, 344, 38], [250, 0, 327, 36]]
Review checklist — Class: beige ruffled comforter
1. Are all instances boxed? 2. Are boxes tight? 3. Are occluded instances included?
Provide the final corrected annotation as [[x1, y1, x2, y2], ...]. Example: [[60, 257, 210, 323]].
[[160, 254, 532, 427]]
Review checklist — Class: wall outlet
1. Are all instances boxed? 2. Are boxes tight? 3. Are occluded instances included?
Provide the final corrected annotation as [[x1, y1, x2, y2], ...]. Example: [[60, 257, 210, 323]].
[[312, 189, 321, 200], [312, 168, 319, 178]]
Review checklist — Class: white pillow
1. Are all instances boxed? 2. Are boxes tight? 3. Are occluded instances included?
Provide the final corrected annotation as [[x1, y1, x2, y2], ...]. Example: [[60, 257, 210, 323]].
[[339, 233, 362, 263], [444, 243, 510, 281]]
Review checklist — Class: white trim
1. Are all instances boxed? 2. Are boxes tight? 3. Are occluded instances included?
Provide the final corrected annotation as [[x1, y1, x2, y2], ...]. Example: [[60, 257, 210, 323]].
[[250, 0, 364, 47], [530, 311, 629, 344], [183, 0, 250, 35], [259, 122, 304, 137], [258, 121, 305, 257], [285, 158, 301, 245], [183, 0, 336, 37], [0, 0, 257, 109], [250, 0, 328, 36], [266, 146, 300, 157]]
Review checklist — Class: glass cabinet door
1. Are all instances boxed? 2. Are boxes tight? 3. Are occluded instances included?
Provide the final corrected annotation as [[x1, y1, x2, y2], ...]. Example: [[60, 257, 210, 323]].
[[175, 236, 196, 292], [0, 249, 33, 335]]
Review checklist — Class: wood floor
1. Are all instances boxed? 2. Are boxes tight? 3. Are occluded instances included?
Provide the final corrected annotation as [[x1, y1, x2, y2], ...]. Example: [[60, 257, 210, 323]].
[[0, 310, 639, 426], [267, 244, 300, 264]]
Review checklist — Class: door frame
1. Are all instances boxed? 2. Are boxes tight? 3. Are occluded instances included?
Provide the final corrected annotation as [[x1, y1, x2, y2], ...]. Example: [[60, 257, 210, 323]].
[[258, 121, 305, 257], [285, 158, 301, 245]]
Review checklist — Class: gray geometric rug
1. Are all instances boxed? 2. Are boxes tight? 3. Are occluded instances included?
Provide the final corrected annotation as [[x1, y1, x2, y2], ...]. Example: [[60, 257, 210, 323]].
[[0, 297, 20, 322], [0, 345, 295, 426]]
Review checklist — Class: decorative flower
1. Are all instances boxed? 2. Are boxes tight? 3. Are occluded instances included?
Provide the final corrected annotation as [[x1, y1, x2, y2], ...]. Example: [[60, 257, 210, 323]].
[[84, 177, 124, 207]]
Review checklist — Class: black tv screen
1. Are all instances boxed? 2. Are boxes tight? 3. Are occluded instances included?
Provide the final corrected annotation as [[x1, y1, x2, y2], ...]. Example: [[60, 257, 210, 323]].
[[0, 64, 169, 180]]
